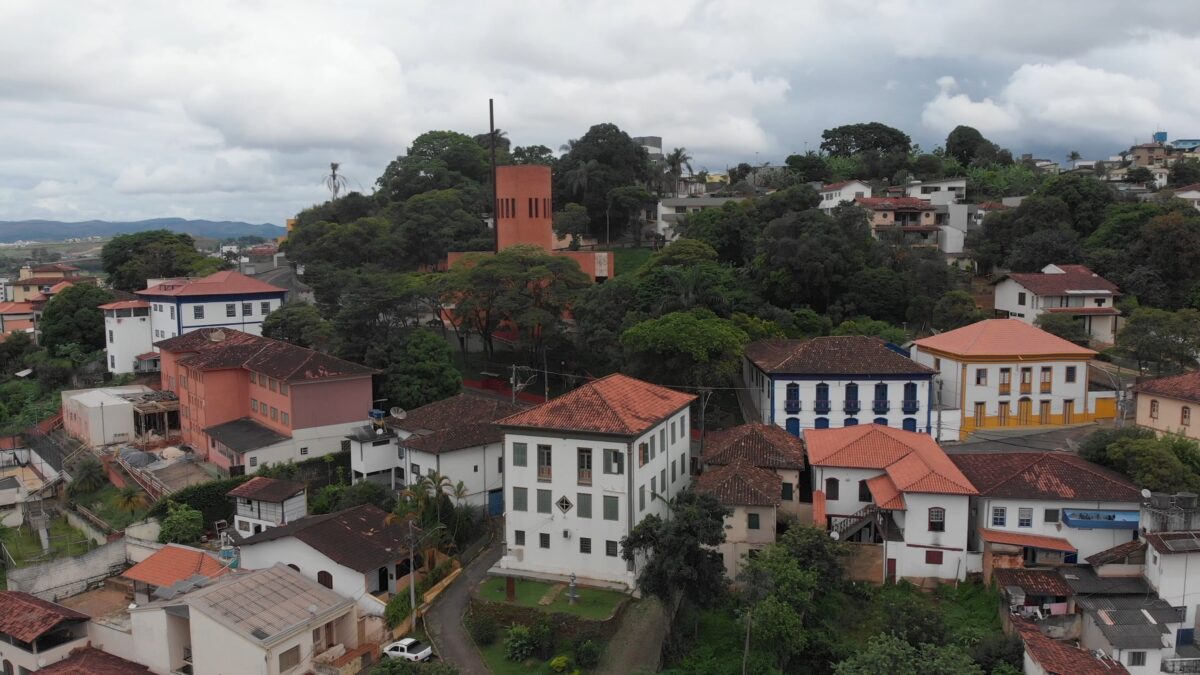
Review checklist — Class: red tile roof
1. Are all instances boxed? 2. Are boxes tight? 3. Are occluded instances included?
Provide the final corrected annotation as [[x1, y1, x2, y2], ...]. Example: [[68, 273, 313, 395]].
[[1013, 618, 1129, 675], [1136, 371, 1200, 405], [123, 544, 230, 587], [702, 423, 805, 470], [1044, 306, 1120, 316], [1172, 182, 1200, 193], [97, 300, 150, 311], [14, 276, 86, 287], [949, 452, 1140, 502], [821, 180, 867, 192], [238, 504, 413, 573], [227, 476, 305, 503], [866, 473, 905, 509], [855, 196, 935, 211], [0, 591, 89, 643], [804, 425, 976, 496], [993, 567, 1074, 597], [695, 460, 781, 507], [389, 392, 529, 455], [0, 302, 33, 314], [498, 373, 695, 437], [744, 336, 933, 375], [37, 647, 151, 674], [1086, 539, 1146, 566], [998, 264, 1120, 297], [979, 528, 1076, 552], [31, 263, 80, 273], [976, 201, 1010, 210], [137, 270, 285, 297], [159, 327, 376, 382], [913, 319, 1096, 358]]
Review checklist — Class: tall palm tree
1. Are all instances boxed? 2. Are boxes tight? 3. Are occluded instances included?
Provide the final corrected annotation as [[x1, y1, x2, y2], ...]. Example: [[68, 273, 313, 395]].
[[565, 159, 600, 200], [1067, 150, 1081, 168], [665, 147, 693, 179], [116, 487, 149, 513], [68, 458, 106, 497], [658, 266, 728, 316], [451, 480, 468, 507], [324, 162, 348, 200]]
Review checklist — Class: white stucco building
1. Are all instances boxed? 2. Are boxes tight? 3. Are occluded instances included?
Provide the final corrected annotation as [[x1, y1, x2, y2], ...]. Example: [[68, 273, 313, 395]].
[[653, 195, 746, 240], [61, 384, 154, 448], [743, 336, 936, 436], [226, 476, 307, 536], [100, 300, 156, 374], [805, 424, 978, 582], [0, 591, 91, 674], [496, 374, 695, 589], [992, 264, 1122, 344], [818, 180, 871, 212], [905, 177, 966, 205]]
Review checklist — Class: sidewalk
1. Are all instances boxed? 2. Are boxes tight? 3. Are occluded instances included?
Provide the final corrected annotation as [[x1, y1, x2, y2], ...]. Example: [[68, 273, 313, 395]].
[[595, 596, 667, 675]]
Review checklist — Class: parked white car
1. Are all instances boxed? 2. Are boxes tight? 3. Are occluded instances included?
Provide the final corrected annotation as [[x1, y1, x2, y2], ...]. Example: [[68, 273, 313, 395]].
[[383, 637, 433, 662]]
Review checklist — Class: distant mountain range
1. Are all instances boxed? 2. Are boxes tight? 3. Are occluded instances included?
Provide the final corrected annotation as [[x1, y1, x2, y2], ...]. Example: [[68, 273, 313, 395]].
[[0, 218, 285, 243]]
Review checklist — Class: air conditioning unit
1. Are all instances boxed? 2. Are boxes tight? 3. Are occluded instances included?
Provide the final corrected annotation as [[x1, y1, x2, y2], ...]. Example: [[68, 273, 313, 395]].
[[563, 529, 572, 539]]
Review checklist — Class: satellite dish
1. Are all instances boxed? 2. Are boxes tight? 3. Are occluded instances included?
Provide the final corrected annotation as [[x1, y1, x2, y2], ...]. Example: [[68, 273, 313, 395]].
[[829, 531, 840, 540], [375, 427, 384, 435], [1142, 488, 1153, 499], [390, 407, 407, 420]]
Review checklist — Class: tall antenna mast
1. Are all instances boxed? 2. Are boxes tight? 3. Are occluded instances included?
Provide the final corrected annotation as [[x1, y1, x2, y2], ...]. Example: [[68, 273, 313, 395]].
[[490, 99, 499, 253]]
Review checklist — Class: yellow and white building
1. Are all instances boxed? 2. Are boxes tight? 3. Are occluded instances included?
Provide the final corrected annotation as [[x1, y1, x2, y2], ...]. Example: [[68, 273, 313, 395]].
[[911, 319, 1118, 440]]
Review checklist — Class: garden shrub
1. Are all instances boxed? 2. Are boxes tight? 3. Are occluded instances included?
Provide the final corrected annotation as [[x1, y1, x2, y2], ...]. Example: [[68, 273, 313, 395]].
[[504, 624, 536, 662], [574, 640, 601, 668], [530, 617, 556, 659], [385, 593, 413, 629], [549, 655, 571, 673], [466, 612, 497, 646]]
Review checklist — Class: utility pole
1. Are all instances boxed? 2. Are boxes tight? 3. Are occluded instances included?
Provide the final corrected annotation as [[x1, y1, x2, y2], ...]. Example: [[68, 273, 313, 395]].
[[510, 364, 518, 404], [934, 377, 943, 440], [490, 99, 499, 254]]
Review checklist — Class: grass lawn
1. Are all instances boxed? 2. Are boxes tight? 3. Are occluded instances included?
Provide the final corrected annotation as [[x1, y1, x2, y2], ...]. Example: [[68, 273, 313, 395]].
[[73, 483, 151, 532], [934, 581, 1003, 642], [1, 516, 95, 567], [477, 632, 542, 675], [607, 247, 654, 275], [478, 577, 626, 620]]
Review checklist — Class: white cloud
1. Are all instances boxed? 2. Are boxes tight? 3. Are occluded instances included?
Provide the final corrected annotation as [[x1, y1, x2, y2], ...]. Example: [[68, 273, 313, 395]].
[[922, 76, 1019, 134]]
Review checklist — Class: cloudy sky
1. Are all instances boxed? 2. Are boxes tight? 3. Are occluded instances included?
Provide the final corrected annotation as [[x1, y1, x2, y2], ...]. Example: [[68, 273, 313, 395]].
[[2, 0, 1199, 227]]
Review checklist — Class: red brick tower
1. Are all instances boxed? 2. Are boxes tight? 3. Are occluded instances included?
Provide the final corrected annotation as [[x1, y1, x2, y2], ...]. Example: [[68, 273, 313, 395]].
[[495, 165, 555, 251]]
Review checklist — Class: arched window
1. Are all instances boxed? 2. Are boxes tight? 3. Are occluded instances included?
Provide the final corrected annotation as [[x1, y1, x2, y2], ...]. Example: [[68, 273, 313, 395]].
[[317, 571, 333, 589], [785, 383, 800, 413], [845, 384, 859, 412], [785, 417, 800, 436], [3, 659, 13, 675], [903, 382, 917, 401], [873, 383, 889, 414], [902, 418, 917, 432], [928, 507, 946, 532], [844, 418, 858, 426], [814, 417, 830, 429], [286, 564, 299, 572], [873, 417, 888, 426], [825, 477, 839, 500], [815, 383, 829, 400]]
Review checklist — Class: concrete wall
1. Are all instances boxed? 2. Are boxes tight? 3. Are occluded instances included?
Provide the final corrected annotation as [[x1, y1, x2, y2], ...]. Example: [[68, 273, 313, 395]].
[[6, 538, 126, 600], [809, 465, 881, 521], [892, 493, 971, 581], [1137, 394, 1200, 441], [105, 307, 153, 375], [290, 377, 373, 431], [411, 441, 504, 509], [974, 496, 1139, 560]]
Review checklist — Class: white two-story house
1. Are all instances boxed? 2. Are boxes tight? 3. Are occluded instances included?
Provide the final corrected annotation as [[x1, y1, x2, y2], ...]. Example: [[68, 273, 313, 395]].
[[743, 336, 935, 436], [819, 180, 871, 212], [992, 264, 1121, 344], [950, 451, 1141, 574], [496, 373, 695, 589], [805, 424, 978, 582], [226, 476, 307, 536]]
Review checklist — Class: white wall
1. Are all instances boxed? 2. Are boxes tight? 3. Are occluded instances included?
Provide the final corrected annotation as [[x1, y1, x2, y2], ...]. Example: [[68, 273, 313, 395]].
[[105, 310, 153, 374], [501, 409, 691, 587], [245, 421, 361, 473], [993, 279, 1033, 321], [810, 465, 882, 519], [819, 181, 871, 212], [131, 608, 190, 675], [238, 537, 382, 601], [147, 294, 284, 341], [754, 363, 933, 435], [974, 497, 1139, 560], [892, 493, 971, 580], [407, 441, 505, 509], [1145, 548, 1200, 625]]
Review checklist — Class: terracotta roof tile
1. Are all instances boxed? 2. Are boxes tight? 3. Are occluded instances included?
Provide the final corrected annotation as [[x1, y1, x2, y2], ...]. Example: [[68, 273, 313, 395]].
[[227, 476, 305, 503], [949, 452, 1139, 502], [855, 196, 936, 211], [97, 300, 150, 310], [158, 328, 376, 382], [238, 504, 412, 573], [498, 373, 694, 436], [702, 423, 805, 470], [1086, 539, 1146, 566], [821, 180, 867, 192], [804, 425, 976, 496], [390, 393, 529, 454], [1013, 618, 1129, 675], [0, 591, 89, 643], [979, 528, 1076, 552], [0, 302, 33, 314], [695, 460, 781, 507], [123, 544, 230, 587], [913, 319, 1095, 358], [866, 474, 905, 509], [998, 265, 1120, 297], [136, 270, 285, 297], [993, 568, 1074, 597], [744, 336, 933, 375], [1144, 531, 1200, 555], [1137, 371, 1200, 405], [37, 647, 151, 674], [1173, 182, 1200, 193]]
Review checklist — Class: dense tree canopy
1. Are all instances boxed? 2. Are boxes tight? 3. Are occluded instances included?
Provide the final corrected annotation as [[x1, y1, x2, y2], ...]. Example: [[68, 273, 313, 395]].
[[368, 329, 462, 411], [101, 230, 224, 292], [620, 489, 730, 607], [820, 122, 911, 157], [261, 304, 334, 351], [620, 309, 749, 387], [39, 284, 114, 354]]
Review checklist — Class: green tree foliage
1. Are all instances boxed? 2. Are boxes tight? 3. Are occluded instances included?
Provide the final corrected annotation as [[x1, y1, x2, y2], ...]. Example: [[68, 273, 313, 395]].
[[969, 195, 1072, 272], [1034, 313, 1088, 343], [1005, 227, 1084, 272], [0, 331, 37, 375], [784, 152, 831, 183], [1127, 166, 1155, 184], [329, 271, 424, 363], [932, 291, 985, 331], [158, 500, 204, 544], [1086, 202, 1200, 309], [1080, 427, 1200, 492], [369, 329, 462, 411], [553, 123, 651, 236], [832, 318, 907, 344], [310, 481, 395, 515], [552, 203, 591, 249], [754, 205, 875, 313], [36, 284, 113, 353], [843, 268, 908, 324], [261, 304, 334, 351], [676, 200, 761, 265], [68, 458, 107, 497], [620, 489, 731, 607], [965, 164, 1044, 201], [292, 192, 376, 229], [371, 659, 459, 675], [1170, 159, 1200, 187], [821, 123, 911, 157], [945, 126, 987, 165], [511, 144, 554, 166], [571, 276, 642, 372], [620, 310, 748, 387], [1038, 173, 1115, 237], [834, 633, 983, 675], [396, 189, 492, 268], [101, 230, 223, 292], [1117, 307, 1200, 374], [377, 131, 489, 204]]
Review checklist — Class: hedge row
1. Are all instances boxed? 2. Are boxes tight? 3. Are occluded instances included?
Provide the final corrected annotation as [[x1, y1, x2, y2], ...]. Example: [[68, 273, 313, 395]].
[[148, 475, 250, 526], [467, 594, 628, 646]]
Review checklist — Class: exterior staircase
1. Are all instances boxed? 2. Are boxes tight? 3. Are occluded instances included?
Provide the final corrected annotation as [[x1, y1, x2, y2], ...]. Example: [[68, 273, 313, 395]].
[[833, 503, 881, 540]]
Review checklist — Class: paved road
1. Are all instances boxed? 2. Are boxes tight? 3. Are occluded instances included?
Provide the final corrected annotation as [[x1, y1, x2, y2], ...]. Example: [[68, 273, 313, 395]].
[[425, 541, 503, 675], [596, 596, 667, 675]]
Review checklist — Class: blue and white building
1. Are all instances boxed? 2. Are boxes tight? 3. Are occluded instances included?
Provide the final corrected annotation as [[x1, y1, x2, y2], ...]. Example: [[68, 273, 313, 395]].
[[742, 336, 936, 436]]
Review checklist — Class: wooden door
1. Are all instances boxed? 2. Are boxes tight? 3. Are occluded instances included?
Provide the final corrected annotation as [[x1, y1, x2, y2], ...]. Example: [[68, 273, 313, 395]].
[[886, 558, 897, 583], [1018, 399, 1032, 425], [1039, 401, 1051, 424]]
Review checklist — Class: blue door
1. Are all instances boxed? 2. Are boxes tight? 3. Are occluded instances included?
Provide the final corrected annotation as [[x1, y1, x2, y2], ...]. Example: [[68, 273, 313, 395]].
[[1179, 628, 1195, 646], [785, 417, 800, 436], [487, 488, 504, 516], [815, 417, 830, 429], [902, 418, 917, 432]]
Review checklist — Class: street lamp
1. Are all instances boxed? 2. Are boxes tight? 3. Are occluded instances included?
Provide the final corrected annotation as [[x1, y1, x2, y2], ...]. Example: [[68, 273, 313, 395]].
[[407, 520, 446, 629]]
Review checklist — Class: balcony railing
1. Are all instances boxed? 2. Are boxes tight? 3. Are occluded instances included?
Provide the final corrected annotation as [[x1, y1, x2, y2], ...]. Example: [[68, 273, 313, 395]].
[[814, 400, 831, 414], [901, 399, 920, 414], [872, 400, 889, 414], [1040, 383, 1052, 394], [1162, 657, 1200, 673], [844, 400, 861, 414], [537, 466, 552, 482], [999, 383, 1011, 395], [577, 468, 592, 486], [784, 399, 801, 414], [1020, 382, 1032, 394]]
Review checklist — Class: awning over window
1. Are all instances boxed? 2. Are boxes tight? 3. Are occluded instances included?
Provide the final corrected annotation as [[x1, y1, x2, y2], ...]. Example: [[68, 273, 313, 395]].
[[1062, 509, 1139, 530]]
